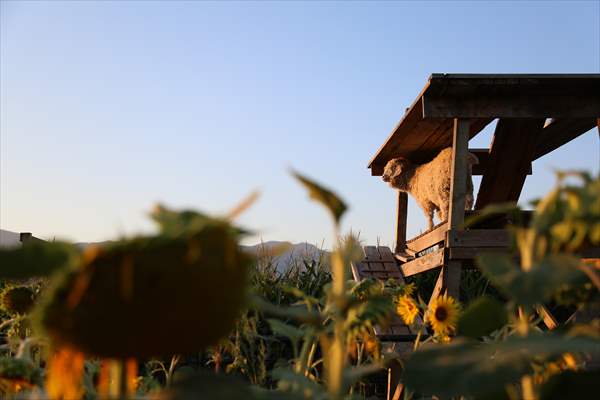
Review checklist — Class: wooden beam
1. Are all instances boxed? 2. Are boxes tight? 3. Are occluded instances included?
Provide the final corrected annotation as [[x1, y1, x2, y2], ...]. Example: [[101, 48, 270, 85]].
[[448, 246, 509, 260], [427, 269, 444, 309], [471, 148, 532, 176], [395, 192, 408, 254], [475, 118, 546, 210], [406, 223, 447, 254], [422, 94, 600, 119], [369, 119, 493, 176], [446, 229, 510, 248], [533, 118, 597, 160], [448, 118, 470, 229], [399, 248, 444, 277]]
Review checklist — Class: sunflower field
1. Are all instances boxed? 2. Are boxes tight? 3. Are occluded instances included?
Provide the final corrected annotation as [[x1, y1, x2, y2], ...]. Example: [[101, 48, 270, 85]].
[[0, 171, 599, 399]]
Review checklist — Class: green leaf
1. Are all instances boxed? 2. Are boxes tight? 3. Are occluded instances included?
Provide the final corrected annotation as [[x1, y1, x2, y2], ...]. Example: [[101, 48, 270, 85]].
[[476, 253, 585, 308], [251, 296, 324, 326], [0, 241, 78, 279], [157, 371, 257, 399], [342, 362, 385, 390], [0, 356, 43, 386], [458, 297, 507, 339], [271, 368, 327, 400], [403, 334, 600, 399], [540, 370, 600, 400], [150, 204, 250, 238], [267, 319, 306, 343], [291, 170, 347, 225]]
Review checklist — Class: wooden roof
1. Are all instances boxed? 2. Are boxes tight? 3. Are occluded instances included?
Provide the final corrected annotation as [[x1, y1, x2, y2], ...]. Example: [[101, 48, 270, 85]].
[[369, 74, 600, 175]]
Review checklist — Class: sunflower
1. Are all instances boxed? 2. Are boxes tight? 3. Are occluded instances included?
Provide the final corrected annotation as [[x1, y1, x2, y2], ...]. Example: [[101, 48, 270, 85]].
[[396, 295, 419, 325], [427, 293, 460, 337]]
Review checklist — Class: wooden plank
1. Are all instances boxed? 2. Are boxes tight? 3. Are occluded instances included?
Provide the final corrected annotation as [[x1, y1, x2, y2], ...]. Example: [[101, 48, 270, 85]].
[[394, 252, 414, 263], [448, 246, 509, 260], [395, 192, 408, 254], [350, 261, 362, 281], [378, 246, 397, 263], [399, 248, 444, 277], [377, 334, 426, 342], [370, 121, 492, 176], [406, 222, 447, 254], [352, 246, 414, 343], [364, 246, 381, 261], [448, 118, 470, 229], [446, 229, 510, 248], [383, 271, 403, 280], [533, 118, 597, 160], [475, 118, 546, 210], [368, 262, 387, 272], [423, 74, 600, 118], [422, 93, 600, 119], [427, 118, 492, 152]]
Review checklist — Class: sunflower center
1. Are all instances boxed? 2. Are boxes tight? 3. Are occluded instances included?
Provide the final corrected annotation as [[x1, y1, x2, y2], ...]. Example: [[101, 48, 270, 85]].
[[435, 306, 448, 321]]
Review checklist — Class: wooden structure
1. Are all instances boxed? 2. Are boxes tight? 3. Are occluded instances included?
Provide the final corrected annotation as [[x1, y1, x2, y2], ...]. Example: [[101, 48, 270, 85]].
[[351, 74, 600, 400]]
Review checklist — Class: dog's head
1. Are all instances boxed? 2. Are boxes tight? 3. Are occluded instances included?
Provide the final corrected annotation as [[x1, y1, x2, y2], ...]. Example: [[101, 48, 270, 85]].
[[382, 157, 413, 183]]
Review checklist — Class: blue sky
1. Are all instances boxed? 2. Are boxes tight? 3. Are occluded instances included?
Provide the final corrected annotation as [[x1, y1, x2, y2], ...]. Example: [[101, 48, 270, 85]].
[[1, 1, 599, 247]]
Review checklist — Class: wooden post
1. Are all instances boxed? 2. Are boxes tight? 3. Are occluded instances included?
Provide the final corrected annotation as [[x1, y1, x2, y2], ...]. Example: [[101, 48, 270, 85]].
[[448, 118, 470, 229], [444, 118, 470, 299], [394, 192, 408, 254]]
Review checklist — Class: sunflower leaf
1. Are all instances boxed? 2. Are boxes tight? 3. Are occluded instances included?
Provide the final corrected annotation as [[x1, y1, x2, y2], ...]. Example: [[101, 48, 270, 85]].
[[291, 170, 347, 225], [458, 297, 507, 339], [403, 334, 600, 399]]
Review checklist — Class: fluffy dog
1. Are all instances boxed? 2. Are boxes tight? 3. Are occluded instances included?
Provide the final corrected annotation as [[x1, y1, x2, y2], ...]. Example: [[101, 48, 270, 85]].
[[382, 147, 478, 230]]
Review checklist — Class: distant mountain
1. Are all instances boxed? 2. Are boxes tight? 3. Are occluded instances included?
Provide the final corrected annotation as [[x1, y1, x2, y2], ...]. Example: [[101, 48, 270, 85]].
[[242, 241, 329, 272], [0, 230, 327, 273]]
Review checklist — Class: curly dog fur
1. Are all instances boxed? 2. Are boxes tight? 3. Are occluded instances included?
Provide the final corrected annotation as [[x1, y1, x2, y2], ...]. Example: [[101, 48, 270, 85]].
[[382, 147, 478, 230]]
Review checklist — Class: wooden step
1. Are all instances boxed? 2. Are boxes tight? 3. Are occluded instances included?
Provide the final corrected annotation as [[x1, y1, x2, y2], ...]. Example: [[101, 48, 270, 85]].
[[351, 245, 418, 340]]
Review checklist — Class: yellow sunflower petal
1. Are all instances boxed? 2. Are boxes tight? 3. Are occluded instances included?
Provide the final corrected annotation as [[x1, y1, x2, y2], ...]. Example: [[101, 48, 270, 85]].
[[397, 295, 419, 325], [427, 293, 460, 337]]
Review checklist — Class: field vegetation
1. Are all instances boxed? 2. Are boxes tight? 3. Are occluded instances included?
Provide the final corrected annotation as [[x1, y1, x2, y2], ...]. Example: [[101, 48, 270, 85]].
[[0, 171, 598, 399]]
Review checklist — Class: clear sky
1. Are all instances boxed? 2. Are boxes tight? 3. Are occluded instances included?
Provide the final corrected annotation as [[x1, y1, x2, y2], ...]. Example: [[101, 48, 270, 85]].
[[1, 0, 599, 247]]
